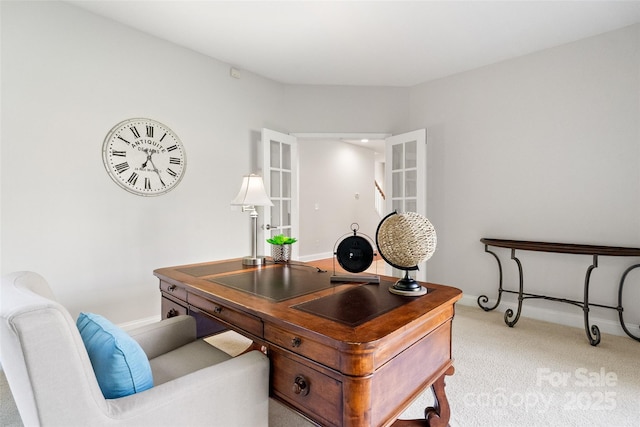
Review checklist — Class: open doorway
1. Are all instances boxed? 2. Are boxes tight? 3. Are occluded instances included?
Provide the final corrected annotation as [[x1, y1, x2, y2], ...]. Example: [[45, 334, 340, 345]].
[[293, 133, 389, 261]]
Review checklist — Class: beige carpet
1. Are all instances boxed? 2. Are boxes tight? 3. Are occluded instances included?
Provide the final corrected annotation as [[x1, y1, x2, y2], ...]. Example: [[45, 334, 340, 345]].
[[2, 304, 639, 426], [402, 305, 640, 426]]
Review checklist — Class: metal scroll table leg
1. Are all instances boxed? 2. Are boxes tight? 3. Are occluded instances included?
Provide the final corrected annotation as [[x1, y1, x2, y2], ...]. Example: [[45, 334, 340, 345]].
[[478, 245, 504, 311], [583, 255, 601, 346], [504, 249, 524, 327], [618, 263, 640, 342]]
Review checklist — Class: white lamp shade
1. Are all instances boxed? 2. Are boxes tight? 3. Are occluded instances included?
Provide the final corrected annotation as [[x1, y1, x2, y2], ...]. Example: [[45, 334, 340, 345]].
[[231, 174, 273, 207]]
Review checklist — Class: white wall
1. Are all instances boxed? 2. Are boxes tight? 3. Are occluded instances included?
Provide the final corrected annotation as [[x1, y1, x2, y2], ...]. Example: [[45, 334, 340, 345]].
[[1, 1, 287, 323], [298, 139, 379, 260], [284, 85, 410, 134], [409, 24, 640, 331], [282, 81, 411, 261], [2, 1, 638, 335]]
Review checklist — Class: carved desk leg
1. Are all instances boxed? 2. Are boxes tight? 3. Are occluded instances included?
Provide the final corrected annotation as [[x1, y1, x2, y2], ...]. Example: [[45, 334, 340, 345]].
[[425, 365, 455, 427], [392, 366, 455, 427]]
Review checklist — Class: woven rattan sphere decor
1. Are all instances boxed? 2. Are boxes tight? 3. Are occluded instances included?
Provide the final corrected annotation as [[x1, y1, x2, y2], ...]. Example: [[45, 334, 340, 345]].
[[376, 211, 437, 296]]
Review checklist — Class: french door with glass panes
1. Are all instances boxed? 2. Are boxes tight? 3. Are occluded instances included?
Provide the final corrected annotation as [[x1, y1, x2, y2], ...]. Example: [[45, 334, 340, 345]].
[[384, 129, 427, 280], [261, 128, 299, 260]]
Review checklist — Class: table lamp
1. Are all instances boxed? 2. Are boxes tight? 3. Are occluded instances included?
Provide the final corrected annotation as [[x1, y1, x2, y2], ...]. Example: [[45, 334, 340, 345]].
[[231, 174, 274, 265]]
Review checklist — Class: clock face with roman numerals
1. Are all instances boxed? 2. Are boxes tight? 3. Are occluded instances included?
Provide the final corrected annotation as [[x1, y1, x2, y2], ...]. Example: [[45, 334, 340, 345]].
[[102, 118, 186, 196]]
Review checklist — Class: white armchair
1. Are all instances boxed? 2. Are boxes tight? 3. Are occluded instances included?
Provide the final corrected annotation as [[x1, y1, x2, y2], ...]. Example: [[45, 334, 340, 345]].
[[0, 271, 270, 427]]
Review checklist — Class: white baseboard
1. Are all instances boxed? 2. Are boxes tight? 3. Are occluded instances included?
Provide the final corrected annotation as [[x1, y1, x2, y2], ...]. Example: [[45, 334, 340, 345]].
[[298, 252, 333, 262], [457, 293, 639, 339], [118, 315, 161, 331]]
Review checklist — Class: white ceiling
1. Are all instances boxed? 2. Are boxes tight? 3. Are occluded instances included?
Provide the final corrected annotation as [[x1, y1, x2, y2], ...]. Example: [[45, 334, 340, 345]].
[[68, 1, 640, 87]]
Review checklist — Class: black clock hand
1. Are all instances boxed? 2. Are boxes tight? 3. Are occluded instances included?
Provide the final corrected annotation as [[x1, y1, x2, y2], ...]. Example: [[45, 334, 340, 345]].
[[147, 156, 166, 187], [141, 149, 151, 168]]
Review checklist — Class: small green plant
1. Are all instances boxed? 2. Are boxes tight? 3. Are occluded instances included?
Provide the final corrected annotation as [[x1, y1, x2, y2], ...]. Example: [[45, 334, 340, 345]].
[[266, 234, 298, 245]]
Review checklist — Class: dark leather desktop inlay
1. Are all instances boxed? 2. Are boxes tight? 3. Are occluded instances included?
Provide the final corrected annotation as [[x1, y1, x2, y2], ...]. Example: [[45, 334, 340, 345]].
[[208, 265, 334, 301], [294, 282, 433, 326], [178, 261, 245, 277]]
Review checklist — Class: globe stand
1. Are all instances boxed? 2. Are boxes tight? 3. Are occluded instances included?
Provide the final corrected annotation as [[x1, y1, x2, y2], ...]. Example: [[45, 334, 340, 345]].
[[389, 270, 428, 296], [375, 211, 437, 297]]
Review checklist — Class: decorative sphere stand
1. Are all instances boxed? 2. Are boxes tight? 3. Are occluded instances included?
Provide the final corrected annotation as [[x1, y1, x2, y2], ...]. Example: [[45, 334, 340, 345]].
[[376, 211, 437, 297]]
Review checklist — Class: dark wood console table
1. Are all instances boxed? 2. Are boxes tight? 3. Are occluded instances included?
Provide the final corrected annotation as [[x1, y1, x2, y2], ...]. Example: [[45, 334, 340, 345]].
[[155, 259, 462, 427], [478, 238, 640, 346]]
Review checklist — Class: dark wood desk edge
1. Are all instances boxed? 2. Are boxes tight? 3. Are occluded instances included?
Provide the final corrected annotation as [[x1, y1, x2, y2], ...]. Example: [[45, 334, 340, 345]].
[[481, 238, 640, 256], [154, 262, 464, 347]]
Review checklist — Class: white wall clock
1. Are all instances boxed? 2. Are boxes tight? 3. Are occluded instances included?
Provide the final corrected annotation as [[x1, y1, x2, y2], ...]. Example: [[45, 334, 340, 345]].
[[102, 118, 186, 196]]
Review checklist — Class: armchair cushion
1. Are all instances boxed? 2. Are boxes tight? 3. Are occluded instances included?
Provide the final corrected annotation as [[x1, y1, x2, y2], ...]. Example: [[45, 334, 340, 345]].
[[149, 339, 232, 385], [77, 312, 153, 398], [127, 314, 197, 359]]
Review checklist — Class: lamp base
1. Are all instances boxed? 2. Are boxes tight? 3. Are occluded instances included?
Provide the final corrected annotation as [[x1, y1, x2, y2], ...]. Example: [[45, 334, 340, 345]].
[[242, 256, 267, 266]]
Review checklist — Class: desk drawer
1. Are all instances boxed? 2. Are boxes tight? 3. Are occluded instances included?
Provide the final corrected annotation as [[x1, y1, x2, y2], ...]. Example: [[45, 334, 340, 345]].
[[265, 324, 338, 370], [161, 296, 187, 319], [271, 348, 342, 427], [188, 293, 263, 338], [160, 280, 187, 301]]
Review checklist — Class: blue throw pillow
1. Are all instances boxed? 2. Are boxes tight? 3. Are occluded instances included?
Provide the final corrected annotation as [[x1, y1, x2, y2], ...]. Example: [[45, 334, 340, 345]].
[[77, 312, 153, 399]]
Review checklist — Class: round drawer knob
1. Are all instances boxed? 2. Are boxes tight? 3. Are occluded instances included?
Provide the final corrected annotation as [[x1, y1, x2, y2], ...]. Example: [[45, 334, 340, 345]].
[[291, 337, 301, 347], [292, 375, 309, 396], [166, 308, 179, 318]]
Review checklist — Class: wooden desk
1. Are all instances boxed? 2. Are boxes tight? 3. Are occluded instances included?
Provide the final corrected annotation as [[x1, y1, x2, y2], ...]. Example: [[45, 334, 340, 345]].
[[155, 259, 462, 427]]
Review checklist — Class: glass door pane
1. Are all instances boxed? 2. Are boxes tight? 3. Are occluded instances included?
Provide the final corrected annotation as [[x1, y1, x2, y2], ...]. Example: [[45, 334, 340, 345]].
[[268, 139, 293, 239], [405, 140, 417, 168]]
